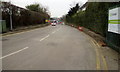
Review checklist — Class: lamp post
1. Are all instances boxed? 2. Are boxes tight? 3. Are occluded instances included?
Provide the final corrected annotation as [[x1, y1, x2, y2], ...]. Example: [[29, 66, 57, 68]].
[[9, 1, 13, 31], [9, 8, 13, 31]]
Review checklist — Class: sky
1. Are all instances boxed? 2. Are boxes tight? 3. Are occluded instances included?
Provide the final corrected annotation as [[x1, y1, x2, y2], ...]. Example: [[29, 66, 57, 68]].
[[2, 0, 88, 17]]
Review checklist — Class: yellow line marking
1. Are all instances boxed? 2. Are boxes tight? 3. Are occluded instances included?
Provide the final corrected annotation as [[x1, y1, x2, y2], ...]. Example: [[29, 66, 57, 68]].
[[96, 50, 101, 70], [102, 55, 108, 70], [96, 43, 101, 48], [91, 40, 101, 70], [95, 40, 108, 70], [92, 40, 108, 70], [81, 31, 108, 70]]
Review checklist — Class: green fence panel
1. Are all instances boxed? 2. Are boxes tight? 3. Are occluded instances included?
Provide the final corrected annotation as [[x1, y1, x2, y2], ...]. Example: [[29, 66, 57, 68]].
[[0, 20, 7, 33], [106, 32, 120, 52], [0, 20, 2, 33], [2, 20, 7, 32]]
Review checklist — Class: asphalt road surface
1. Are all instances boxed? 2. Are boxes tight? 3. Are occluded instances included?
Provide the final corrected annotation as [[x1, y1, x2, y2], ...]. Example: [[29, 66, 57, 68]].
[[2, 24, 118, 70]]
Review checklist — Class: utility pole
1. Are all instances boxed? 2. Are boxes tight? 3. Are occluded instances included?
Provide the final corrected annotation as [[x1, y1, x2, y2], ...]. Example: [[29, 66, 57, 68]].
[[9, 0, 13, 31], [0, 1, 2, 20]]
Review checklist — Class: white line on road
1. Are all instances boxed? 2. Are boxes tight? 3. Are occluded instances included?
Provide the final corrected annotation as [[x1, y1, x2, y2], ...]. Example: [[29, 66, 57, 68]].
[[0, 47, 29, 59], [57, 28, 61, 31], [52, 28, 61, 34], [40, 35, 50, 41], [52, 31, 56, 34], [56, 29, 60, 31], [40, 28, 61, 42]]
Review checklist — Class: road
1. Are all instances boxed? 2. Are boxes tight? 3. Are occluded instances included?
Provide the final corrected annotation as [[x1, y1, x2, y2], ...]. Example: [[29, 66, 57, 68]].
[[1, 24, 118, 70]]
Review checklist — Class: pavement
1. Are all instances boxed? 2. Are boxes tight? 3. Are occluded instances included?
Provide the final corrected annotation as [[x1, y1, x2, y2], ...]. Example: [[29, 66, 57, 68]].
[[1, 24, 119, 70]]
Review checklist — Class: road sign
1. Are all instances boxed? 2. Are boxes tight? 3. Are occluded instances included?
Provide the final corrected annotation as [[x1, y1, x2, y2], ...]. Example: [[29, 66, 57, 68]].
[[45, 20, 48, 22], [108, 7, 120, 34]]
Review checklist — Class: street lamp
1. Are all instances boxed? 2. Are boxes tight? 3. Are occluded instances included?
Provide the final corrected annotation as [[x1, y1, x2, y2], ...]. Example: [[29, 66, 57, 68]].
[[9, 6, 13, 31], [17, 8, 21, 16], [0, 2, 2, 20], [9, 1, 13, 31]]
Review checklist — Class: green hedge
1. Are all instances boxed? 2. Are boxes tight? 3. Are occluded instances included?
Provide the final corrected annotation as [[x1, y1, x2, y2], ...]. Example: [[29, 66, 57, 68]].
[[2, 2, 50, 30], [66, 2, 119, 37]]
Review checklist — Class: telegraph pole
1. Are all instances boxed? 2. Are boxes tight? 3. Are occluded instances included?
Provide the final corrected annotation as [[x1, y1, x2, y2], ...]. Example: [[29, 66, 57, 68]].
[[9, 0, 13, 31]]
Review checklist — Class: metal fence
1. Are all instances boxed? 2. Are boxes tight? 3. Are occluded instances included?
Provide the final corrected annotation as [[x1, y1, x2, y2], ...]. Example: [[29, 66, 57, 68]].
[[0, 20, 7, 33]]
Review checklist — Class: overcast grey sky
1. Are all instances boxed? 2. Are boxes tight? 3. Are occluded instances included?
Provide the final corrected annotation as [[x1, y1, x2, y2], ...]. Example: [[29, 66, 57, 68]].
[[2, 0, 88, 17]]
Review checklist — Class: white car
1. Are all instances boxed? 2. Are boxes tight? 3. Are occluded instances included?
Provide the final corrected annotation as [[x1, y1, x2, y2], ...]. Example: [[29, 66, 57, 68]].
[[51, 20, 57, 26]]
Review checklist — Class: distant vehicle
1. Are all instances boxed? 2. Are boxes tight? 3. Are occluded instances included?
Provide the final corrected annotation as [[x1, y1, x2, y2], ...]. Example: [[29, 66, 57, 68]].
[[50, 20, 57, 26], [61, 22, 65, 25], [58, 21, 64, 25]]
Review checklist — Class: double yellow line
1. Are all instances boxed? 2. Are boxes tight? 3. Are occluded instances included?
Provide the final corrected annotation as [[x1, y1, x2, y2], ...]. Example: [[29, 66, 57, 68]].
[[91, 40, 108, 70], [78, 32, 108, 70]]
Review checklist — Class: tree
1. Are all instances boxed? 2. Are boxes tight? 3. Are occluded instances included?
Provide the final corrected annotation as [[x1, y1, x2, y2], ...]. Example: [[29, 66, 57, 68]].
[[26, 3, 48, 14], [67, 3, 80, 17]]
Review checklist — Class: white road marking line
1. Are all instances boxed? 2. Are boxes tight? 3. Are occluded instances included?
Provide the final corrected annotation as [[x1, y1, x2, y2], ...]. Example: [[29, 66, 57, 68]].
[[0, 47, 29, 59], [40, 35, 50, 41], [56, 29, 59, 31], [51, 29, 59, 34], [44, 35, 50, 38], [52, 31, 56, 34], [40, 28, 61, 41], [55, 28, 60, 32], [40, 38, 45, 41], [51, 27, 61, 34]]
